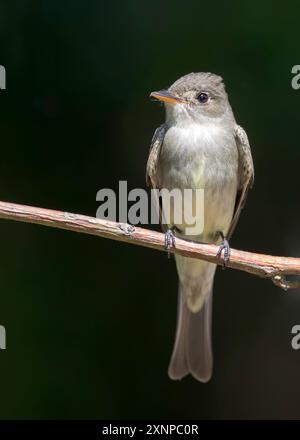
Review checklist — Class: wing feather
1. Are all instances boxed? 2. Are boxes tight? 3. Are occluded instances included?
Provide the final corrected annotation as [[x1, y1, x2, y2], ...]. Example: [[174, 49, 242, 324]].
[[146, 124, 167, 189], [227, 124, 254, 239]]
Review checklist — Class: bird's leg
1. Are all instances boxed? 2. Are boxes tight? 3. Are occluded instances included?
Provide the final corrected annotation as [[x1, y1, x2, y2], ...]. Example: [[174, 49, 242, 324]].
[[164, 226, 177, 259], [216, 231, 230, 269]]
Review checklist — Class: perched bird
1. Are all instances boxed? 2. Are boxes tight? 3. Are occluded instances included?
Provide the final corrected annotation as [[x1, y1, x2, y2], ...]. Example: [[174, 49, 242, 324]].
[[146, 72, 254, 382]]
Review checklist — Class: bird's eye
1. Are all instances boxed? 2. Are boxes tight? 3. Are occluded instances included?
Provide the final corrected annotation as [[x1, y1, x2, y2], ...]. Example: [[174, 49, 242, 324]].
[[197, 92, 209, 104]]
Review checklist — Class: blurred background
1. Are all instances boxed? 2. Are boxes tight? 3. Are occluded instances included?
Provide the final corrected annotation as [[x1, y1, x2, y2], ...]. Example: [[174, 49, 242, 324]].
[[0, 0, 299, 420]]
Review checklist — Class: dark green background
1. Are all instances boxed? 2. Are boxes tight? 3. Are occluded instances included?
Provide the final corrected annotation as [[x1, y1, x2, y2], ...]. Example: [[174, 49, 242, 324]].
[[0, 0, 300, 419]]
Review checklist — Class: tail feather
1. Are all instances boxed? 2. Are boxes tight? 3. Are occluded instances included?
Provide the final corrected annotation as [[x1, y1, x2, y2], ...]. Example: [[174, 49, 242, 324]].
[[168, 284, 213, 382]]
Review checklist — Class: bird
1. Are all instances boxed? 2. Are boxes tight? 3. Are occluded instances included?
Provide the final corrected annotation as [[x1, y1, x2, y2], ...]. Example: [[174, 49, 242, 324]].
[[146, 72, 254, 382]]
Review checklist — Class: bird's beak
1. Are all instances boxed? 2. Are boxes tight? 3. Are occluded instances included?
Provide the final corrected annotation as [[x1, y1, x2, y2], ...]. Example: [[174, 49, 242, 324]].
[[150, 90, 183, 104]]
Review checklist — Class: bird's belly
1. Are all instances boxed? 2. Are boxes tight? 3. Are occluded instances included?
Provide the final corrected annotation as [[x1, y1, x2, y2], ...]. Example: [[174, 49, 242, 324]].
[[158, 124, 239, 242]]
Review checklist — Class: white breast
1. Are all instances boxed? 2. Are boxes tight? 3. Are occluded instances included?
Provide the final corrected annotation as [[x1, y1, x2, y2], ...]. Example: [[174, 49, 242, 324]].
[[159, 122, 238, 189], [158, 121, 239, 240]]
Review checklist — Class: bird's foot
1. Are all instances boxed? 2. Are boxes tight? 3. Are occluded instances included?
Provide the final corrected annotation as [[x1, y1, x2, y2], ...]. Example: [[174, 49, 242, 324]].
[[165, 228, 176, 259], [216, 231, 230, 269]]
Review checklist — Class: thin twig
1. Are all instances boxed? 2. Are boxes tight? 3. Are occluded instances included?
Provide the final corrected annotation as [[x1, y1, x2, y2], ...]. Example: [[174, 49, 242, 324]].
[[0, 200, 299, 290]]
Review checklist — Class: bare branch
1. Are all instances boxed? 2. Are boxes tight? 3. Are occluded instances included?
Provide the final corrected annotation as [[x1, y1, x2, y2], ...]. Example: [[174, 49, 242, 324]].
[[0, 200, 299, 290]]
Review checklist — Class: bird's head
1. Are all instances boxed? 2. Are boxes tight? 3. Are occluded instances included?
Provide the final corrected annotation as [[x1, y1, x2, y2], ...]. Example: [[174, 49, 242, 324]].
[[150, 72, 234, 126]]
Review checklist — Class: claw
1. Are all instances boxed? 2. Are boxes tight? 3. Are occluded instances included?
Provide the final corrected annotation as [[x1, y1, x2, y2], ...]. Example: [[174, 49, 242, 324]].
[[216, 232, 230, 269], [165, 229, 176, 258]]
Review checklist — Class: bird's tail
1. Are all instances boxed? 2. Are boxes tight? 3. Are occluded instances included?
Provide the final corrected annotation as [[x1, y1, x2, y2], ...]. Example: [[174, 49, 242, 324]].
[[168, 282, 213, 382]]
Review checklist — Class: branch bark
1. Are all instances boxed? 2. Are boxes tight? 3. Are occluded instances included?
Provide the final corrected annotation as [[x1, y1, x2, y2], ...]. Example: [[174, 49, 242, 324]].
[[0, 200, 299, 290]]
